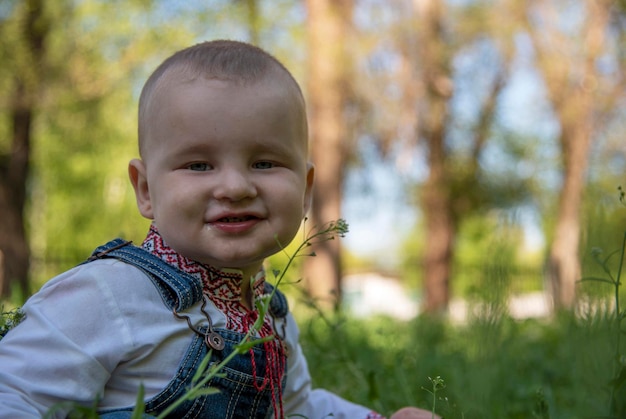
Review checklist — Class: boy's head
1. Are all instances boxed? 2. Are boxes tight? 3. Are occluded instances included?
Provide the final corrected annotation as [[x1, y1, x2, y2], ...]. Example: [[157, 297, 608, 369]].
[[137, 40, 307, 158], [129, 40, 314, 278]]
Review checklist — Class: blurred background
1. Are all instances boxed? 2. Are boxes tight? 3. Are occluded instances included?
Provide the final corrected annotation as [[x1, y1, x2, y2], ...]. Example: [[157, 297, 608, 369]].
[[2, 1, 626, 416], [1, 0, 625, 317]]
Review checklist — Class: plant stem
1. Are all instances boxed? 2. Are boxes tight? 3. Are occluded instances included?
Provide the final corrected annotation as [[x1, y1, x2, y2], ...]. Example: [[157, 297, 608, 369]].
[[156, 329, 255, 418], [608, 232, 626, 416], [154, 220, 348, 418]]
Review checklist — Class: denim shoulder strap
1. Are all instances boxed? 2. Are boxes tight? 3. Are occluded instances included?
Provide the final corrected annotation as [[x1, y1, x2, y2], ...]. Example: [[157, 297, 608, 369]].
[[263, 282, 289, 319], [86, 238, 203, 311]]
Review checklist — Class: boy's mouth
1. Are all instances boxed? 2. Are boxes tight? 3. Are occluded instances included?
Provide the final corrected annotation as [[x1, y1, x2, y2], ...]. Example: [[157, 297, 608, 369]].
[[211, 214, 261, 233], [217, 216, 257, 223]]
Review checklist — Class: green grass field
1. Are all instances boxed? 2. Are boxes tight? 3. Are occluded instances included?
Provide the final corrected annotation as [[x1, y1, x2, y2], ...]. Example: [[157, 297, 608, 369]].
[[297, 305, 626, 419], [2, 290, 625, 418]]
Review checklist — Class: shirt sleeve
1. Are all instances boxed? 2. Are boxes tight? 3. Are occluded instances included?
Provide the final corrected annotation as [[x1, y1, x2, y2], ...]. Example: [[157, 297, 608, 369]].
[[0, 261, 137, 418], [280, 312, 385, 419]]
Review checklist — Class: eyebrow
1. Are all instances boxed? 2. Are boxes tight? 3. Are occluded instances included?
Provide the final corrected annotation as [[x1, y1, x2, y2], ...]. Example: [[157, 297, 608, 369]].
[[160, 136, 306, 162]]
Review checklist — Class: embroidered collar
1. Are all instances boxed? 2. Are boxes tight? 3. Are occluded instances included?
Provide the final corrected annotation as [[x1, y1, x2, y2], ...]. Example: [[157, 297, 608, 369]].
[[141, 224, 286, 417], [141, 224, 266, 303]]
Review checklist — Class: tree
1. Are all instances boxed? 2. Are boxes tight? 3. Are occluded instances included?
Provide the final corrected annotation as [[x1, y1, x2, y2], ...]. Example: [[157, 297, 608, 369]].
[[302, 0, 354, 309], [412, 0, 455, 313], [523, 0, 625, 308], [384, 0, 517, 313], [0, 0, 50, 300]]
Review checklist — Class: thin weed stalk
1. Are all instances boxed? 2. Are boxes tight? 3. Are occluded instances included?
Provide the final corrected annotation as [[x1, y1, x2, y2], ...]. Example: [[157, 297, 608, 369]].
[[422, 376, 445, 419], [149, 219, 349, 418], [580, 225, 625, 416], [33, 219, 349, 418]]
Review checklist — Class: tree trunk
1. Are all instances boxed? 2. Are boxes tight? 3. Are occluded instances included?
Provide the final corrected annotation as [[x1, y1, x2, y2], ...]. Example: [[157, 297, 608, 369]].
[[529, 0, 611, 309], [0, 0, 49, 300], [548, 126, 591, 308], [422, 129, 454, 313], [0, 94, 32, 300], [302, 0, 352, 310], [415, 0, 455, 313]]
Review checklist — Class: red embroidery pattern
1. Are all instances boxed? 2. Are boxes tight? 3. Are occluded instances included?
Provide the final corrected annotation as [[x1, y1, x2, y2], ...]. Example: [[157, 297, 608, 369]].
[[142, 225, 268, 329], [142, 224, 285, 418]]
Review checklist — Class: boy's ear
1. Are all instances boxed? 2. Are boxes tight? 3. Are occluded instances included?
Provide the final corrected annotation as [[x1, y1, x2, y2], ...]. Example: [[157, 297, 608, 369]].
[[303, 162, 315, 216], [128, 159, 154, 220]]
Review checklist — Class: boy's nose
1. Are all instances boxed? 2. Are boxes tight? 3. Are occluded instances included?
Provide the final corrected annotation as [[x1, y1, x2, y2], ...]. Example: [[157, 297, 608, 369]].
[[212, 168, 257, 201]]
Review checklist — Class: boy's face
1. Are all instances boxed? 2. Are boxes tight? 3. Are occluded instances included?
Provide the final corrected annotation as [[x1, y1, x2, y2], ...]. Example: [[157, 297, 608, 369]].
[[130, 74, 314, 278]]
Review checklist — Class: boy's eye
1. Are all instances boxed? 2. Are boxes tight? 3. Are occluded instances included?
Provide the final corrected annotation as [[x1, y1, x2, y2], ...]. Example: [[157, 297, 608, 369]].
[[188, 163, 211, 171], [253, 161, 275, 169]]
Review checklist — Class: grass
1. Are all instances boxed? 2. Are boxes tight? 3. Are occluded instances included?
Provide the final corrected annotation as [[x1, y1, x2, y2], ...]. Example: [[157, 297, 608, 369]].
[[6, 293, 623, 418], [296, 305, 623, 418], [295, 203, 626, 418]]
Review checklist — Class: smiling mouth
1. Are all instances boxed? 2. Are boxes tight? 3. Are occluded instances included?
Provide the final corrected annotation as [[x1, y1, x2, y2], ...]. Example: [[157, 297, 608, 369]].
[[217, 216, 257, 223]]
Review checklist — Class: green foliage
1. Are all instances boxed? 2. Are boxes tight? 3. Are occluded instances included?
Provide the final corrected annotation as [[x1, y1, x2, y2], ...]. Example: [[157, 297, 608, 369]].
[[456, 213, 522, 300], [0, 306, 25, 340], [296, 306, 618, 418], [579, 228, 626, 418], [23, 0, 205, 288], [299, 201, 626, 418], [579, 193, 626, 304], [400, 209, 544, 299]]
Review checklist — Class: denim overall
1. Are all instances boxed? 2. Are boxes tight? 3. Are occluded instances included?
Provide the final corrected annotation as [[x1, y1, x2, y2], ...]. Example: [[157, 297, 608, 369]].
[[87, 239, 288, 419]]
